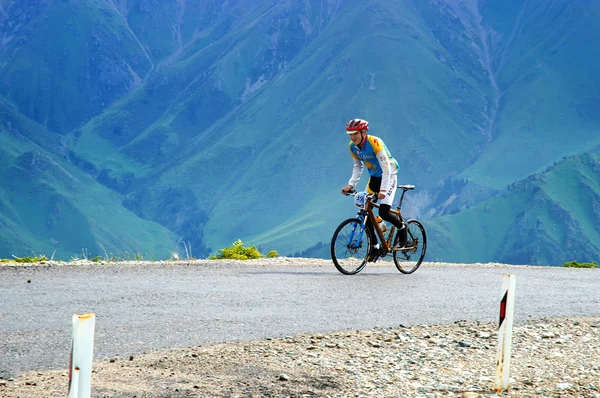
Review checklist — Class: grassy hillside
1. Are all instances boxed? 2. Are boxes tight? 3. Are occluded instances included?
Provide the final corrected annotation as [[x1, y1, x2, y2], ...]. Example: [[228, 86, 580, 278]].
[[426, 151, 600, 265], [303, 151, 600, 265], [70, 0, 496, 255], [0, 101, 178, 260], [1, 0, 599, 263], [0, 0, 152, 134], [457, 0, 600, 188]]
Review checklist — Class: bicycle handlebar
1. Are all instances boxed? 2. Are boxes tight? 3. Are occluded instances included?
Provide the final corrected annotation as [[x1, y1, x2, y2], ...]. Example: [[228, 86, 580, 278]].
[[344, 189, 377, 201]]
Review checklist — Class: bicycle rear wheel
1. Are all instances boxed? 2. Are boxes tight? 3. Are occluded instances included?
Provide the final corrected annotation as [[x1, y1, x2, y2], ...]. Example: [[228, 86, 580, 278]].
[[331, 218, 372, 275], [393, 220, 427, 274]]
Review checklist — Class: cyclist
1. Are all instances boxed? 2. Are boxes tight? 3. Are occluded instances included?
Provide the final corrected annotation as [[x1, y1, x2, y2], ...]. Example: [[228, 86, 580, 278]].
[[340, 118, 407, 258]]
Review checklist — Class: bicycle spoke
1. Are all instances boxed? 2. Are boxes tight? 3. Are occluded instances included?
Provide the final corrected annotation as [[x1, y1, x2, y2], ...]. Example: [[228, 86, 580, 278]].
[[393, 220, 426, 274], [331, 218, 370, 275]]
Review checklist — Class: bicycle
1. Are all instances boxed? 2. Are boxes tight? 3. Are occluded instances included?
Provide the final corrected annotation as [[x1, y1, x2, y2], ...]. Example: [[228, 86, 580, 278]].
[[330, 185, 427, 275]]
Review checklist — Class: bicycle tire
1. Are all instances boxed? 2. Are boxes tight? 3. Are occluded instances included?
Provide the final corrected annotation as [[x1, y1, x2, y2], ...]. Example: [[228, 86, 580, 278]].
[[331, 217, 372, 275], [393, 219, 427, 274]]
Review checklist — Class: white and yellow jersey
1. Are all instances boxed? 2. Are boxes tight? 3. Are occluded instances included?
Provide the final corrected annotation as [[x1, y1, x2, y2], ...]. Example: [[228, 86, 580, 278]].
[[348, 135, 399, 193]]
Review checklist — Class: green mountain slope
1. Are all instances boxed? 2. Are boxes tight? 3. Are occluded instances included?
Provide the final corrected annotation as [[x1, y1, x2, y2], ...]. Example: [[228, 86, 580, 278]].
[[111, 0, 266, 63], [0, 101, 177, 259], [426, 150, 600, 265], [0, 0, 152, 133], [70, 0, 496, 255], [456, 0, 600, 188], [1, 0, 599, 264]]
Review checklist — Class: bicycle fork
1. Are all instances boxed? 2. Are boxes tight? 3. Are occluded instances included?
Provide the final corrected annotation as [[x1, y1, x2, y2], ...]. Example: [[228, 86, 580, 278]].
[[347, 216, 367, 250]]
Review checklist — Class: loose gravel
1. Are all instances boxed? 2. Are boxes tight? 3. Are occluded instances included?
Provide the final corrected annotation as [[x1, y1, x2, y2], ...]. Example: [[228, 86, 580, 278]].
[[1, 317, 599, 397]]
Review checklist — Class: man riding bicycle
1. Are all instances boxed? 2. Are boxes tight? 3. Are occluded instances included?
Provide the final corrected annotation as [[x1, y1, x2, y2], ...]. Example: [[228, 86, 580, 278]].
[[340, 118, 408, 257]]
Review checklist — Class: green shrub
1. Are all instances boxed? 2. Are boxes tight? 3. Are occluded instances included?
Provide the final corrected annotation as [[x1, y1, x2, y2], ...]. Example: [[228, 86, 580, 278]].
[[12, 255, 49, 263], [267, 250, 279, 258], [563, 260, 598, 268], [210, 239, 262, 260]]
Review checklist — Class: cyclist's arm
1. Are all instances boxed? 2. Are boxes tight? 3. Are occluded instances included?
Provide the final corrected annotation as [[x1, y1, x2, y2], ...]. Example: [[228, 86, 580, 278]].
[[368, 136, 396, 196], [371, 137, 397, 196], [376, 150, 396, 196], [348, 157, 363, 188]]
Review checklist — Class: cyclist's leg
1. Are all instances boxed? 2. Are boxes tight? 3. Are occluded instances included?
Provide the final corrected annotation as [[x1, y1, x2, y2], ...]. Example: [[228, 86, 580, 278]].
[[367, 176, 382, 194], [378, 176, 408, 246], [365, 177, 381, 240], [378, 175, 401, 227], [379, 204, 402, 228], [365, 178, 380, 260], [380, 203, 407, 247]]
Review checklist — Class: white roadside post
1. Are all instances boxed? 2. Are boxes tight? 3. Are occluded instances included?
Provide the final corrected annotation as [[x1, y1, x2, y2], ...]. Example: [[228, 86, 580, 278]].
[[68, 313, 96, 398], [495, 274, 516, 391]]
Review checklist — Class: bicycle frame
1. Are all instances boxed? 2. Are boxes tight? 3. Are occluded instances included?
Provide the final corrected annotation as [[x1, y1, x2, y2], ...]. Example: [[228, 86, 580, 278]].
[[351, 194, 405, 254]]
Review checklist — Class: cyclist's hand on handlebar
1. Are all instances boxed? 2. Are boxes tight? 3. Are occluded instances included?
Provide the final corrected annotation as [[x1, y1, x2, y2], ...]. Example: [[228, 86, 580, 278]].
[[341, 185, 354, 195]]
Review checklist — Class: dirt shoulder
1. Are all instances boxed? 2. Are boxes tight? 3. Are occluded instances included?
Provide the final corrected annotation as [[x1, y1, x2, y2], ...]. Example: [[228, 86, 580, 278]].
[[2, 317, 599, 397]]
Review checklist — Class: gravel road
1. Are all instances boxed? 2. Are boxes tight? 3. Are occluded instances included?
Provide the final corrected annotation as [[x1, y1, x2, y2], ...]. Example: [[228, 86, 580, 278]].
[[1, 258, 599, 380]]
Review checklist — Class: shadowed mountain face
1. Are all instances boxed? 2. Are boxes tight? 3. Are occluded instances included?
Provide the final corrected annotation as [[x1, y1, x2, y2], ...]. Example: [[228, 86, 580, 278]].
[[0, 0, 598, 264]]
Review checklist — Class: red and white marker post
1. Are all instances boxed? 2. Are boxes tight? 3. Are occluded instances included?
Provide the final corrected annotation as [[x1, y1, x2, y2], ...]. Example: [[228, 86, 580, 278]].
[[68, 313, 96, 398], [495, 274, 516, 391]]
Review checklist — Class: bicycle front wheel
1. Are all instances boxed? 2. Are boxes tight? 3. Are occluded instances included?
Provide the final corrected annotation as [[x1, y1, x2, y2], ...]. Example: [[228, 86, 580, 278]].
[[393, 220, 427, 274], [331, 218, 372, 275]]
